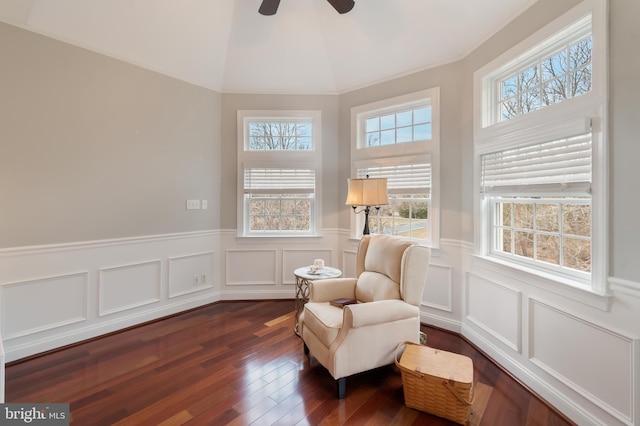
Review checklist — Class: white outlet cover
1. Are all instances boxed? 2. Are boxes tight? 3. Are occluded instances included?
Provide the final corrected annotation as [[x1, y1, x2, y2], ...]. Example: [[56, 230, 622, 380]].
[[202, 200, 208, 209]]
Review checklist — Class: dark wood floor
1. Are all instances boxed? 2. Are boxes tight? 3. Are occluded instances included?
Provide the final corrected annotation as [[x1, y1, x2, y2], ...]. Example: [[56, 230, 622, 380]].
[[5, 300, 575, 425]]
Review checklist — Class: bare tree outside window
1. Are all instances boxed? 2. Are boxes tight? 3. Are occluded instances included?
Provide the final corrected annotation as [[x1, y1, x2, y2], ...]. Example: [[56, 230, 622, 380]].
[[499, 35, 592, 121], [494, 200, 591, 273], [249, 194, 312, 232], [249, 122, 312, 151]]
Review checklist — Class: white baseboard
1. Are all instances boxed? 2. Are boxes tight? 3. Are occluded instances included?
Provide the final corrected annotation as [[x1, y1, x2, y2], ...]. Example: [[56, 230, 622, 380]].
[[420, 312, 461, 334], [220, 289, 294, 301]]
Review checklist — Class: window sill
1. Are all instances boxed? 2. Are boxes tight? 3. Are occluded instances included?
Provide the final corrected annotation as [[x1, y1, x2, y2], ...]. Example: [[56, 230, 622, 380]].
[[472, 254, 612, 312]]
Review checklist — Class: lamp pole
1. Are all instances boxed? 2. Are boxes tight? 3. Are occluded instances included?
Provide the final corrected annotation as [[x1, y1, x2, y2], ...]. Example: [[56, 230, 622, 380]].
[[362, 206, 371, 235]]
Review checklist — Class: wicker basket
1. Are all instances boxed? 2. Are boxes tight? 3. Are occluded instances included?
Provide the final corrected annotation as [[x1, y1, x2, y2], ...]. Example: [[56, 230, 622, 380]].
[[395, 341, 474, 424]]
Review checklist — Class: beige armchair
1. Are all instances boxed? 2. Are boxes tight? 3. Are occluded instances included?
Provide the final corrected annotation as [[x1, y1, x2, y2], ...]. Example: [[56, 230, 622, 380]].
[[301, 234, 430, 398]]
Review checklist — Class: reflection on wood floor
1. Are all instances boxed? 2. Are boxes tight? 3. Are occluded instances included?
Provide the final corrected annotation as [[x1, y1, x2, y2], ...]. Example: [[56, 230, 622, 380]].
[[5, 300, 575, 425]]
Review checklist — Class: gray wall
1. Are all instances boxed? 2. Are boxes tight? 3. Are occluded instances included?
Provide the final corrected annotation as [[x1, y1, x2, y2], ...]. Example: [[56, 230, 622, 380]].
[[609, 0, 640, 282], [0, 22, 221, 248]]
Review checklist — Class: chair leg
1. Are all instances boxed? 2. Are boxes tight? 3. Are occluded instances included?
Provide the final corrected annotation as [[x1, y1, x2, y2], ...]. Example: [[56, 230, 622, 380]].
[[336, 377, 346, 399], [303, 343, 309, 355]]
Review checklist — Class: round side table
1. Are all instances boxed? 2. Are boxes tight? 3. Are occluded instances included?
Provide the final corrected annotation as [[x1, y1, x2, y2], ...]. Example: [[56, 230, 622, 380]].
[[293, 266, 342, 336]]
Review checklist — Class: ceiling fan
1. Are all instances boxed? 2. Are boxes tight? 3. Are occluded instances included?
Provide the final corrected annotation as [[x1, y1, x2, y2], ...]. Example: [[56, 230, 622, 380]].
[[259, 0, 355, 16]]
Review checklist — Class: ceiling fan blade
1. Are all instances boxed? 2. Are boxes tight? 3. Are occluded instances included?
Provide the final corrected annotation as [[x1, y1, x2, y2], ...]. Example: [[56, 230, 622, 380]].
[[259, 0, 281, 15], [326, 0, 355, 14]]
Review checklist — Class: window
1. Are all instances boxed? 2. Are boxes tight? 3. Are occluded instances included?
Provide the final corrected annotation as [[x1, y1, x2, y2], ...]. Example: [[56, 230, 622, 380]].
[[351, 89, 440, 246], [474, 0, 607, 293], [243, 168, 315, 232], [498, 32, 592, 121], [238, 111, 321, 237], [357, 160, 431, 240], [247, 120, 313, 151], [482, 133, 592, 279], [364, 105, 432, 147]]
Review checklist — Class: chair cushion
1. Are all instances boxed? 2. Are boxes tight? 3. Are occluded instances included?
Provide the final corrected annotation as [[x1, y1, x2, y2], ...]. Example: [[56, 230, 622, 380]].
[[355, 271, 401, 302], [303, 302, 344, 348], [363, 234, 413, 283]]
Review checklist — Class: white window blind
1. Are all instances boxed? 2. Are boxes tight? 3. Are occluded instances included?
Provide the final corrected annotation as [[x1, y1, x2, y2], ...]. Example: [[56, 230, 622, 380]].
[[481, 133, 591, 196], [244, 168, 315, 194], [357, 163, 431, 196]]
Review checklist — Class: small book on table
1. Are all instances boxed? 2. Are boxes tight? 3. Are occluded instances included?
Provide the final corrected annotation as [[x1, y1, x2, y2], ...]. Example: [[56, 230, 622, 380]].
[[330, 298, 357, 308]]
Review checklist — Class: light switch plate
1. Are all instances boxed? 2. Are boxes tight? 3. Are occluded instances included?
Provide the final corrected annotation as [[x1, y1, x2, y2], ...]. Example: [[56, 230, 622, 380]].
[[186, 200, 201, 210]]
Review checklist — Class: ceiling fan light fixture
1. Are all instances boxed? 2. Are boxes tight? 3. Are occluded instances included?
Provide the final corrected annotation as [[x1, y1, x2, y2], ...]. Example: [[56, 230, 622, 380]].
[[259, 0, 281, 16], [327, 0, 355, 14], [259, 0, 354, 15]]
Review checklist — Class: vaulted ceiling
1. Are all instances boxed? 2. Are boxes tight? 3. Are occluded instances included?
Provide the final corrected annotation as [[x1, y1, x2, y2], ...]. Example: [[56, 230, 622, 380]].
[[0, 0, 536, 94]]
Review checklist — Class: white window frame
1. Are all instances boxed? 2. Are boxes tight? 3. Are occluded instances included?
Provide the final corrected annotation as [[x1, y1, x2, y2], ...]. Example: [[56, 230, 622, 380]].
[[237, 110, 322, 238], [473, 0, 608, 298], [350, 88, 440, 247]]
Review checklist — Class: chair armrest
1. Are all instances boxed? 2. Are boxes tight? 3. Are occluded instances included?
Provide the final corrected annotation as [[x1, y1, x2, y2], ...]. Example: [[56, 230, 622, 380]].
[[344, 299, 419, 328], [309, 278, 357, 302]]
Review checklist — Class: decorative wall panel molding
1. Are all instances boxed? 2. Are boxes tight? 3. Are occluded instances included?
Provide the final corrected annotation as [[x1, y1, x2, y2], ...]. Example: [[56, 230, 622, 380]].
[[226, 249, 277, 285], [282, 248, 333, 285], [0, 231, 218, 362], [529, 298, 637, 425], [465, 272, 522, 353], [422, 263, 452, 312], [1, 272, 88, 339], [168, 251, 214, 298], [342, 250, 357, 279], [99, 260, 162, 316]]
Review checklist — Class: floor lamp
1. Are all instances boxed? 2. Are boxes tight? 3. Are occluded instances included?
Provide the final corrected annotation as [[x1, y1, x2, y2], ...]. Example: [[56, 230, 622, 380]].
[[345, 176, 389, 235]]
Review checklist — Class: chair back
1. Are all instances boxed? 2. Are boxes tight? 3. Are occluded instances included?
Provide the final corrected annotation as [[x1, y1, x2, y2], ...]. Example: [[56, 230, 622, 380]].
[[354, 235, 430, 305]]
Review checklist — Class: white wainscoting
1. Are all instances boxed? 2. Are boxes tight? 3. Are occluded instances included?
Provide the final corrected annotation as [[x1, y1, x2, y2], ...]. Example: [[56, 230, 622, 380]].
[[1, 272, 88, 339], [225, 249, 277, 286], [341, 248, 357, 278], [461, 257, 640, 425], [422, 263, 453, 312], [168, 252, 215, 298], [219, 229, 344, 300], [419, 239, 468, 333], [99, 261, 161, 316], [529, 298, 637, 425], [0, 231, 220, 362], [466, 272, 522, 353]]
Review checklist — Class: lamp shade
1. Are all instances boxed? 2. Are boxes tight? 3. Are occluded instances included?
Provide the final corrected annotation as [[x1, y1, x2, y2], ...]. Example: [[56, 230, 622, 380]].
[[345, 178, 388, 206]]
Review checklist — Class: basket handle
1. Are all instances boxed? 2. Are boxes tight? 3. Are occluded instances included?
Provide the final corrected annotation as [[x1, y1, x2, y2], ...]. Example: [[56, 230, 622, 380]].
[[443, 379, 475, 406], [394, 341, 424, 378]]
